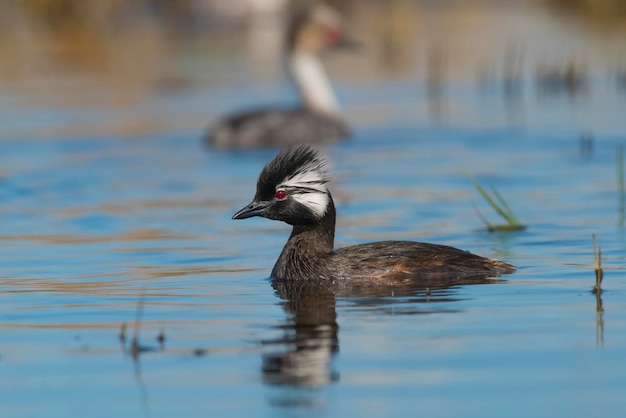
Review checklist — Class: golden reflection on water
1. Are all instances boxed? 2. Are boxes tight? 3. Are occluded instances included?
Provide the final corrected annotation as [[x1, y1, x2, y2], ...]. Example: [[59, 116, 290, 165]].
[[53, 198, 229, 218], [0, 229, 191, 244]]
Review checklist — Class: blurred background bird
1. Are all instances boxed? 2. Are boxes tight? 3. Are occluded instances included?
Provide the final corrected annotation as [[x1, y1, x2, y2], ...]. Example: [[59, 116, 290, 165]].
[[205, 3, 354, 149]]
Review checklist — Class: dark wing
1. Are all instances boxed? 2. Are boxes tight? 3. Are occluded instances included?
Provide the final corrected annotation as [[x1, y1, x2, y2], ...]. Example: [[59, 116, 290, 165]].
[[330, 241, 515, 283], [205, 107, 349, 149]]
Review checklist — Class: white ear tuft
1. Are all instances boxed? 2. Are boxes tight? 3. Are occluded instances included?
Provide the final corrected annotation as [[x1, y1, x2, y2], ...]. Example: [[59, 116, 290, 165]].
[[291, 190, 329, 219], [279, 166, 328, 192], [278, 154, 330, 219]]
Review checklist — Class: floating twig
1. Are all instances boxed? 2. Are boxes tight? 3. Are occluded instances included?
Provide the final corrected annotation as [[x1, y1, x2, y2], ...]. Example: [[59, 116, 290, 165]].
[[121, 289, 159, 360], [130, 291, 146, 359]]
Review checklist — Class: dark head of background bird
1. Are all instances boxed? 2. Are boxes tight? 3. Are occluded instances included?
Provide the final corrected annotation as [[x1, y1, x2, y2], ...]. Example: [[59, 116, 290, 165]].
[[285, 4, 359, 54]]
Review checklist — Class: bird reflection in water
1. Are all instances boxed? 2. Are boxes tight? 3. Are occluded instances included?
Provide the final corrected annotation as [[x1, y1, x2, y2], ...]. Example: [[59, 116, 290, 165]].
[[262, 279, 339, 388], [261, 274, 503, 390]]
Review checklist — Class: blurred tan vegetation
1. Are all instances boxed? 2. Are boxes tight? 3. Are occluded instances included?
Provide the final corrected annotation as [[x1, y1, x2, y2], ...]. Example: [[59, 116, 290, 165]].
[[546, 0, 626, 16], [1, 0, 625, 137], [3, 0, 626, 38], [542, 0, 626, 32]]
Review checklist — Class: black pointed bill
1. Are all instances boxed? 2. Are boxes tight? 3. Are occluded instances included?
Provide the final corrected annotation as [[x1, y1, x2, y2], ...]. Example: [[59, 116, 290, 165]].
[[232, 200, 271, 220]]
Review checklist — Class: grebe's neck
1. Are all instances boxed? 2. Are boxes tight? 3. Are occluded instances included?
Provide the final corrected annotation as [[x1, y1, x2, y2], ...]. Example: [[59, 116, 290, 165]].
[[288, 52, 339, 116], [271, 195, 336, 280]]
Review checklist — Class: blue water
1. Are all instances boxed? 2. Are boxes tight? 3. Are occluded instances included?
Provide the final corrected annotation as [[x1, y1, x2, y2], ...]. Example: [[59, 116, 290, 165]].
[[2, 7, 626, 418], [2, 120, 626, 417]]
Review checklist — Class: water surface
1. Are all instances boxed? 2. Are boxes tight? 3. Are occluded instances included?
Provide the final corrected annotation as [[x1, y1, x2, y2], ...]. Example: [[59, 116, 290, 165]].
[[1, 2, 626, 417]]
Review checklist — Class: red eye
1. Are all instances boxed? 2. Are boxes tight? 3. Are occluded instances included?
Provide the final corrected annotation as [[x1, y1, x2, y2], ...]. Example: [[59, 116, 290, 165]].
[[326, 28, 342, 44], [275, 189, 287, 200]]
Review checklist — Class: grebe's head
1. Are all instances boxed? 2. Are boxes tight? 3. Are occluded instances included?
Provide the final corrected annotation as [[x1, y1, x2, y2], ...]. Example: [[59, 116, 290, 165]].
[[233, 145, 332, 225], [286, 4, 355, 54]]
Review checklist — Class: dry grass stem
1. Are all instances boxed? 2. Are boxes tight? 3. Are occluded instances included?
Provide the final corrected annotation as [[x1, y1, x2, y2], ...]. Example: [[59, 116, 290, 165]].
[[592, 234, 603, 294]]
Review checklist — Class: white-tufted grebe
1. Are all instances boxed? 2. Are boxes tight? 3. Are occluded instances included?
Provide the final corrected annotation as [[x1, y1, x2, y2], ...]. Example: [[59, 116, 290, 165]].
[[206, 5, 351, 149], [233, 145, 515, 282]]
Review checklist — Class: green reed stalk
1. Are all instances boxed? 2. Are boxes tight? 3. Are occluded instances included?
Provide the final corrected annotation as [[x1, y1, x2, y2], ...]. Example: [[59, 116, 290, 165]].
[[468, 174, 525, 232]]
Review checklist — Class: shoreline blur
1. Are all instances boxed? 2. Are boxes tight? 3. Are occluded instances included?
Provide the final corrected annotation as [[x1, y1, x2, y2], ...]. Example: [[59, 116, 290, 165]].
[[1, 0, 625, 138]]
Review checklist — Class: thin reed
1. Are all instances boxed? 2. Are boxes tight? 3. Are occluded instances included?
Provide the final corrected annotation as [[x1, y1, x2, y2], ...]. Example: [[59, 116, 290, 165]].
[[592, 234, 603, 294]]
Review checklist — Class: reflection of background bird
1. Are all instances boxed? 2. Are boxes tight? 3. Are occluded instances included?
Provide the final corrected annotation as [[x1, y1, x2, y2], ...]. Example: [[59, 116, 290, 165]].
[[233, 145, 515, 281], [206, 4, 351, 149]]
